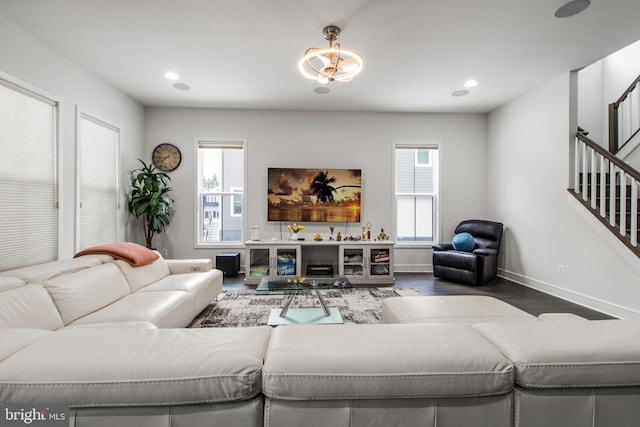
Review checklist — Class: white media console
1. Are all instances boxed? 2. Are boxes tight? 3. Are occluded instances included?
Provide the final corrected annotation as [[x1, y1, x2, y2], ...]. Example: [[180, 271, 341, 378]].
[[244, 240, 394, 285]]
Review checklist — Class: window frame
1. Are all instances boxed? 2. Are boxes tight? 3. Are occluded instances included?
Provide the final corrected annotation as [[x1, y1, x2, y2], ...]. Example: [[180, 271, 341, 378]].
[[392, 142, 440, 248], [194, 138, 247, 248]]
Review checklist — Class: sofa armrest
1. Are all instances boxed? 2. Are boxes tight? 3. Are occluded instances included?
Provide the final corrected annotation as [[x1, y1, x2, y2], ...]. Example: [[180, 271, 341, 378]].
[[538, 313, 588, 322], [432, 243, 454, 251], [472, 248, 497, 256], [165, 259, 212, 274]]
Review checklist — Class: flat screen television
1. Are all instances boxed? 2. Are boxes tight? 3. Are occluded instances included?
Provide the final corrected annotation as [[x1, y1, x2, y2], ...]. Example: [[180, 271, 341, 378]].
[[267, 168, 361, 223]]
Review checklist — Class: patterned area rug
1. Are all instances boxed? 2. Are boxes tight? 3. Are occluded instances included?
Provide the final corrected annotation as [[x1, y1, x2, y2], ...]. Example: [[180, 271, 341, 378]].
[[189, 287, 424, 328]]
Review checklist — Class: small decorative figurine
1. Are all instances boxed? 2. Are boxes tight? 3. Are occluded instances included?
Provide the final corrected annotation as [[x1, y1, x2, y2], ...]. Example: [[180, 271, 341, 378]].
[[366, 221, 372, 240], [336, 231, 342, 241], [378, 228, 389, 241], [329, 226, 335, 240], [362, 226, 367, 240]]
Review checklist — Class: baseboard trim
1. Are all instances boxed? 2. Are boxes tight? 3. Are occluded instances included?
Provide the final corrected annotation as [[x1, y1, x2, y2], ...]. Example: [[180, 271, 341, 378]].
[[394, 264, 432, 273], [498, 268, 640, 319]]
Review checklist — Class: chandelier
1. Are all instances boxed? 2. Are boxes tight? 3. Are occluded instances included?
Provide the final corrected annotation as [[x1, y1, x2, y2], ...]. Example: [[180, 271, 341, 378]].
[[298, 25, 364, 84]]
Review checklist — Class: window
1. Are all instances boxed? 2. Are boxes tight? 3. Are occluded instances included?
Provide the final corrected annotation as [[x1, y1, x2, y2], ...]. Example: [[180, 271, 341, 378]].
[[231, 187, 242, 217], [197, 139, 245, 244], [77, 112, 119, 251], [395, 145, 439, 243], [415, 149, 431, 167], [0, 77, 58, 270]]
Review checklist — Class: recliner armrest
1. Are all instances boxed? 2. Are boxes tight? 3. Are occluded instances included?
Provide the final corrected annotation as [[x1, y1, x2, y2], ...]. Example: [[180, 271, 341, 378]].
[[472, 248, 497, 256], [432, 243, 454, 251]]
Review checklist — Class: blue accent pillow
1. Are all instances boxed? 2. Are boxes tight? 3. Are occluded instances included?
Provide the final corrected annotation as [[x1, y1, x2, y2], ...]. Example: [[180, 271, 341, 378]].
[[452, 232, 476, 252]]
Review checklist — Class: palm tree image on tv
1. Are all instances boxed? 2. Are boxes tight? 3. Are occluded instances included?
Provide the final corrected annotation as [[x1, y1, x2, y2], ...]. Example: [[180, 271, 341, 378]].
[[268, 168, 361, 223]]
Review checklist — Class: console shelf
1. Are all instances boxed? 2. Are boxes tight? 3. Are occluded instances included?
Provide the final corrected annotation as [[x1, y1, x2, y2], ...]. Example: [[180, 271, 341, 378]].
[[245, 240, 394, 285]]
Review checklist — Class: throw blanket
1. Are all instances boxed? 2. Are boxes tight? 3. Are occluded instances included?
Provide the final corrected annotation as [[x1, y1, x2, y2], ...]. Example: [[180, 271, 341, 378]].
[[74, 242, 159, 267]]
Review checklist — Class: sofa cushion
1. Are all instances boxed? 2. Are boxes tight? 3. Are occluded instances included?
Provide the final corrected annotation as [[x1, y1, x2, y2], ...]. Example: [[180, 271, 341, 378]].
[[263, 323, 513, 400], [114, 256, 170, 292], [69, 291, 193, 328], [0, 284, 64, 330], [66, 321, 158, 329], [136, 270, 222, 312], [382, 295, 536, 324], [0, 327, 271, 406], [0, 329, 54, 362], [0, 276, 25, 292], [475, 319, 640, 389], [0, 256, 107, 283], [43, 263, 130, 325]]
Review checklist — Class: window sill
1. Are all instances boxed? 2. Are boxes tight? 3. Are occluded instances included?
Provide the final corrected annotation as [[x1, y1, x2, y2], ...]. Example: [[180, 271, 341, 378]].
[[194, 243, 246, 250], [395, 242, 435, 249]]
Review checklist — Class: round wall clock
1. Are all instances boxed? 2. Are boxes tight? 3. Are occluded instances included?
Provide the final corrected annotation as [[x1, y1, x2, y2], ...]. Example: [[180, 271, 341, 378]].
[[152, 143, 182, 172]]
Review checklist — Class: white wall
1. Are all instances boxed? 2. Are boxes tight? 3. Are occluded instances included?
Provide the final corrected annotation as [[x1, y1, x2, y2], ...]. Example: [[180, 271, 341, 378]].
[[577, 61, 604, 144], [488, 73, 640, 319], [0, 15, 146, 259], [144, 108, 488, 271]]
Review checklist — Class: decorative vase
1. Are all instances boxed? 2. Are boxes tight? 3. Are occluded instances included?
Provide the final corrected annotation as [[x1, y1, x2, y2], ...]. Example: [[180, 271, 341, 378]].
[[291, 232, 299, 241]]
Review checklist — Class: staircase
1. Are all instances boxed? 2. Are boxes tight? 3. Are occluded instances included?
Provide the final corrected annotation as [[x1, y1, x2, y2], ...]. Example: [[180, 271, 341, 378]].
[[571, 131, 640, 257], [572, 74, 640, 258]]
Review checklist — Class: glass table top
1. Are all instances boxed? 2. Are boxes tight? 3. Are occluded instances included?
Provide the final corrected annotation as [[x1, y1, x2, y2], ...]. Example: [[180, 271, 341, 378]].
[[256, 276, 352, 295]]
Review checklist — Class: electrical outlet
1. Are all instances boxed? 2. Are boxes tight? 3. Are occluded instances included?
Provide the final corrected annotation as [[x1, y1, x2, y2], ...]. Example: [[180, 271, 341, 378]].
[[557, 264, 565, 275]]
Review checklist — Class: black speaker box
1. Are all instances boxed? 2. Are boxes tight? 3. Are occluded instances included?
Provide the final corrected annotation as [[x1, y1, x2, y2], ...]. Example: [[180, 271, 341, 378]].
[[216, 252, 240, 277]]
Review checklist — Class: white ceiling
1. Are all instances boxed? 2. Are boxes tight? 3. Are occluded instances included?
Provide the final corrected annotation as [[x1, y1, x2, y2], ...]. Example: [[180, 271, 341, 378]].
[[1, 0, 640, 113]]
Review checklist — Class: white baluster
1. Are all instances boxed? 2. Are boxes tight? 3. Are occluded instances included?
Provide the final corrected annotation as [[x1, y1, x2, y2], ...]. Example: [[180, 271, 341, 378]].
[[590, 148, 597, 209], [610, 163, 617, 227], [600, 157, 607, 218], [631, 178, 638, 247], [582, 145, 588, 201], [620, 171, 627, 237], [574, 136, 580, 195]]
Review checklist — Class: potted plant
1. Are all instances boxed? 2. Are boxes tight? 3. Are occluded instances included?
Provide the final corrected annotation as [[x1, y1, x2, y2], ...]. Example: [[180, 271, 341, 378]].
[[128, 159, 174, 248]]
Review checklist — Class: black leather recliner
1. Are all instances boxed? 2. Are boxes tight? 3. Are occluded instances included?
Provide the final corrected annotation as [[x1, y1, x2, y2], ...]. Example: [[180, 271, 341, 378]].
[[432, 219, 504, 286]]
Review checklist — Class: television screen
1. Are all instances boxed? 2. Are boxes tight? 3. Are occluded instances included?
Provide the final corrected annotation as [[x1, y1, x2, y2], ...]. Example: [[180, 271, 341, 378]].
[[268, 168, 361, 223]]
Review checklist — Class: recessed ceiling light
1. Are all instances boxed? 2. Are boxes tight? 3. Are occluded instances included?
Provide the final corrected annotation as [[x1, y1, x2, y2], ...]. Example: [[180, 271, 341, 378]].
[[314, 87, 330, 94], [464, 80, 478, 88], [173, 83, 191, 91], [554, 0, 590, 18], [164, 72, 179, 80], [451, 90, 469, 97]]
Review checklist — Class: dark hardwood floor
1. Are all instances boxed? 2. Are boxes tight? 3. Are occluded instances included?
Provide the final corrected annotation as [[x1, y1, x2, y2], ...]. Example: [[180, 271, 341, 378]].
[[222, 273, 614, 320]]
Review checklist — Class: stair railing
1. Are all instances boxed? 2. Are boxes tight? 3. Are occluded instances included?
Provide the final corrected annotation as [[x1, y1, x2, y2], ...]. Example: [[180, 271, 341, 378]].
[[572, 131, 640, 255], [609, 74, 640, 153]]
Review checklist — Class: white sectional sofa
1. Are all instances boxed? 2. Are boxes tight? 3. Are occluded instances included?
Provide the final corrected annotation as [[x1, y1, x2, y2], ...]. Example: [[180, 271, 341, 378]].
[[2, 258, 640, 427], [0, 253, 222, 329]]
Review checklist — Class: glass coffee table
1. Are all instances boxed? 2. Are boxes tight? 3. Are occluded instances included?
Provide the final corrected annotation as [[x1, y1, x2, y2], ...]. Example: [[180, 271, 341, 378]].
[[256, 276, 352, 325]]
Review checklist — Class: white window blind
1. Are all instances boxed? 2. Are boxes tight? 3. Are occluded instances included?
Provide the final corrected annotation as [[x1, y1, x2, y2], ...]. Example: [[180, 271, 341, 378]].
[[77, 113, 119, 251], [0, 80, 57, 271]]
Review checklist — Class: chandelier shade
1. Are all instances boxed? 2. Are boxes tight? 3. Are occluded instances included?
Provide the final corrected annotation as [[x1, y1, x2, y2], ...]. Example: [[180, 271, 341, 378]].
[[298, 25, 364, 84]]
